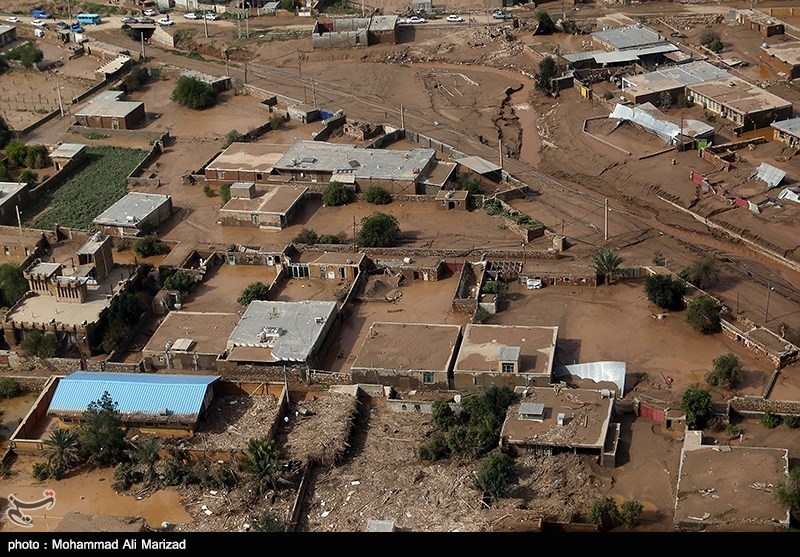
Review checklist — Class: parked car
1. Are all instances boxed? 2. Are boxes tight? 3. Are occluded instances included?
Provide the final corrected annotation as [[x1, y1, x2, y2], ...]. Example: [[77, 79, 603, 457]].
[[31, 9, 51, 19], [143, 9, 157, 16], [183, 12, 199, 19], [121, 16, 137, 24], [31, 19, 46, 28], [71, 23, 84, 33], [137, 17, 155, 24], [56, 21, 69, 29], [6, 17, 20, 23], [407, 16, 426, 24], [492, 10, 513, 19], [204, 13, 219, 20], [446, 15, 464, 22], [157, 17, 174, 26]]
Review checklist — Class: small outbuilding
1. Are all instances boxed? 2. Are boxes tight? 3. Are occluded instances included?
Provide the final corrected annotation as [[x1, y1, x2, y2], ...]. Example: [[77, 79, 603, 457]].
[[93, 192, 173, 237]]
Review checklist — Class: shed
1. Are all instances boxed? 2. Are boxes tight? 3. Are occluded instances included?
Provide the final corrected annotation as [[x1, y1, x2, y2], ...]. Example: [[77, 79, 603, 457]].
[[519, 402, 545, 421]]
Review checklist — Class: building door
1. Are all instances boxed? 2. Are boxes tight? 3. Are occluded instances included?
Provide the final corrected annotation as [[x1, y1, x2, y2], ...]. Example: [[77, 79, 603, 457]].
[[251, 214, 259, 225], [111, 120, 119, 130]]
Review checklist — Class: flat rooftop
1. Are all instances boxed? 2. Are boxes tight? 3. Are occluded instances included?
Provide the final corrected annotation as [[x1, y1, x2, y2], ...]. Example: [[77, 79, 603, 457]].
[[50, 143, 87, 160], [75, 98, 142, 118], [772, 116, 800, 136], [93, 192, 171, 227], [500, 387, 614, 450], [761, 41, 800, 66], [674, 445, 790, 528], [308, 251, 366, 266], [453, 324, 558, 376], [622, 61, 731, 95], [206, 142, 290, 172], [220, 185, 307, 215], [687, 77, 792, 114], [592, 25, 668, 50], [350, 322, 461, 373], [0, 182, 27, 200], [273, 140, 436, 181], [143, 311, 241, 356]]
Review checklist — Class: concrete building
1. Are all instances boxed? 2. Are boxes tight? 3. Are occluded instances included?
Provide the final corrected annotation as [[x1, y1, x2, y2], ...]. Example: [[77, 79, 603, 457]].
[[760, 41, 800, 80], [500, 386, 619, 466], [218, 184, 307, 229], [49, 143, 87, 172], [312, 15, 398, 49], [349, 322, 462, 390], [452, 324, 559, 391], [0, 25, 18, 48], [93, 192, 173, 237], [47, 371, 220, 436], [94, 55, 133, 81], [771, 116, 800, 147], [223, 300, 339, 367], [306, 251, 366, 282], [142, 310, 241, 372], [74, 90, 145, 130], [686, 76, 793, 132], [204, 143, 289, 184], [674, 439, 790, 530], [0, 182, 31, 226], [592, 24, 670, 52], [181, 70, 232, 93], [271, 140, 437, 194], [620, 60, 731, 105]]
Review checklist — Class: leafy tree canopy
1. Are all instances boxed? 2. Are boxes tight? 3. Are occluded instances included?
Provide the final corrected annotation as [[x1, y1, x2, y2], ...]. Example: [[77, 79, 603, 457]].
[[171, 75, 218, 110], [644, 274, 686, 310], [679, 256, 720, 289], [357, 212, 401, 247], [685, 295, 721, 334], [706, 352, 742, 390], [237, 281, 270, 306], [592, 248, 624, 285], [78, 391, 127, 466], [681, 384, 713, 430], [536, 56, 557, 92], [322, 181, 354, 207], [0, 263, 28, 308]]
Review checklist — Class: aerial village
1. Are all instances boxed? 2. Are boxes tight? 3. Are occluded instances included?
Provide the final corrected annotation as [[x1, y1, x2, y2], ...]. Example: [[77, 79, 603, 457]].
[[1, 0, 800, 534]]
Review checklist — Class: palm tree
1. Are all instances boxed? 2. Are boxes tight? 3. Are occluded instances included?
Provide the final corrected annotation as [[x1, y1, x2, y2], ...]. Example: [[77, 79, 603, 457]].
[[127, 435, 163, 486], [240, 437, 282, 498], [592, 248, 624, 285], [43, 428, 81, 479], [681, 256, 720, 289]]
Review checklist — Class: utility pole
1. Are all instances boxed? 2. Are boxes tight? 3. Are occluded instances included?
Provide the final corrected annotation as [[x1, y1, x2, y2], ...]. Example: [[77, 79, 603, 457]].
[[298, 50, 303, 78], [400, 104, 405, 129], [243, 61, 248, 84], [15, 205, 22, 236], [56, 86, 64, 117], [362, 0, 365, 17], [140, 31, 146, 59], [352, 216, 357, 253], [203, 12, 208, 38], [311, 79, 317, 108], [604, 198, 608, 241], [498, 139, 504, 169]]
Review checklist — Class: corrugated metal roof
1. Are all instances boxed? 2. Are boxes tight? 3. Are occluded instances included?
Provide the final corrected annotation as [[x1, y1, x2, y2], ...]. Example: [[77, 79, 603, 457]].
[[610, 102, 713, 141], [752, 162, 786, 189], [552, 361, 626, 393], [47, 371, 220, 417], [592, 25, 666, 50], [455, 155, 502, 174], [772, 116, 800, 136], [564, 50, 606, 63]]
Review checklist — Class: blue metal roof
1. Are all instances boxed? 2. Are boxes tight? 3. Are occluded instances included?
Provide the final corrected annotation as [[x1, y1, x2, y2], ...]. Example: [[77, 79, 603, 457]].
[[48, 371, 220, 418]]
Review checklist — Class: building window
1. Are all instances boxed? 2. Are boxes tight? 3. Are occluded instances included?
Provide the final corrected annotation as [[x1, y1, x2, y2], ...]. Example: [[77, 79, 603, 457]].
[[256, 173, 263, 181], [339, 266, 346, 279], [3, 246, 8, 256], [473, 376, 483, 386], [501, 362, 515, 374], [423, 372, 435, 384], [319, 267, 326, 278]]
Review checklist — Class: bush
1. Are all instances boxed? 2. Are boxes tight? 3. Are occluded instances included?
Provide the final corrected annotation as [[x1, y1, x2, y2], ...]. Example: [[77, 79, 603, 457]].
[[220, 183, 232, 205], [784, 416, 800, 429], [237, 282, 270, 306], [473, 449, 516, 503], [0, 377, 21, 399], [317, 234, 341, 245], [365, 186, 392, 205], [358, 212, 400, 247], [685, 295, 721, 334], [292, 228, 319, 245], [762, 410, 782, 429], [252, 511, 285, 532], [473, 305, 491, 324], [418, 431, 450, 461], [644, 274, 686, 310], [322, 181, 354, 206], [171, 75, 218, 110], [4, 43, 43, 69], [482, 280, 507, 295], [112, 462, 142, 492], [725, 423, 741, 437], [0, 263, 27, 308], [32, 462, 52, 481], [222, 129, 247, 149], [705, 353, 742, 390], [620, 500, 644, 528], [163, 270, 197, 293], [123, 65, 149, 92], [589, 496, 622, 531], [18, 168, 38, 188], [133, 236, 170, 258]]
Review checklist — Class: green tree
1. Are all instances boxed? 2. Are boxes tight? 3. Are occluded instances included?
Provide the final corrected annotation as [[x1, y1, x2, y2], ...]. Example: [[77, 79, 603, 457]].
[[776, 467, 800, 520], [43, 428, 81, 480], [19, 330, 59, 358], [589, 496, 623, 531], [680, 256, 720, 289], [127, 435, 162, 486], [252, 510, 285, 532], [762, 410, 782, 429], [292, 228, 319, 245], [706, 353, 743, 389], [0, 115, 12, 149], [708, 38, 723, 53], [534, 9, 556, 33], [432, 400, 455, 432], [473, 449, 516, 503], [0, 263, 29, 308], [163, 270, 197, 293], [222, 129, 247, 149], [681, 384, 713, 430], [536, 56, 557, 92], [620, 499, 644, 528], [685, 295, 721, 334], [4, 43, 43, 69], [220, 183, 232, 204], [171, 75, 218, 110], [78, 391, 127, 466], [23, 144, 50, 169], [644, 274, 687, 310], [418, 431, 450, 461], [237, 282, 270, 306], [280, 0, 296, 10], [240, 437, 282, 498], [0, 377, 21, 399], [0, 162, 11, 181], [365, 186, 392, 205], [322, 181, 354, 206], [700, 27, 721, 49], [133, 236, 170, 257], [358, 212, 401, 247], [4, 139, 27, 167], [18, 168, 38, 188], [592, 248, 624, 285], [122, 65, 149, 92], [657, 91, 673, 110]]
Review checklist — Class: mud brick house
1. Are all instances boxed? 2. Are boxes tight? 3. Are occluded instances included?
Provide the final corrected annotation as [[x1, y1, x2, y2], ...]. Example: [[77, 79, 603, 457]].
[[771, 116, 800, 147], [222, 300, 338, 368], [435, 189, 469, 210], [47, 371, 221, 436], [454, 155, 503, 189], [74, 90, 145, 130], [620, 60, 731, 105], [686, 76, 793, 133], [0, 226, 50, 267], [0, 182, 31, 226], [312, 15, 398, 49], [0, 25, 16, 47], [271, 140, 437, 194], [93, 192, 173, 237], [349, 322, 462, 390], [452, 324, 558, 391], [760, 41, 800, 80], [49, 143, 87, 172], [142, 310, 241, 372], [306, 251, 366, 281], [204, 143, 289, 184], [218, 184, 308, 230], [500, 386, 619, 467], [371, 255, 446, 283]]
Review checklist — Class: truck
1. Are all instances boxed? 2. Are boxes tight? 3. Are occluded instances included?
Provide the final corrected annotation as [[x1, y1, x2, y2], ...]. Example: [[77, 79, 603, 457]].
[[31, 9, 52, 19]]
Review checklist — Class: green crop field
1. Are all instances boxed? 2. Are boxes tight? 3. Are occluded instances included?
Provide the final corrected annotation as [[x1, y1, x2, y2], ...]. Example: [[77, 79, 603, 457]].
[[26, 146, 149, 231]]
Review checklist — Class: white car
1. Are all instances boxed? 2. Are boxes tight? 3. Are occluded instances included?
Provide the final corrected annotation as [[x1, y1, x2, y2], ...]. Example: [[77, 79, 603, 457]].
[[6, 16, 20, 23], [407, 16, 426, 24], [446, 15, 463, 22], [157, 17, 174, 26], [204, 13, 219, 20], [143, 9, 157, 16], [31, 19, 46, 27], [183, 12, 199, 19]]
